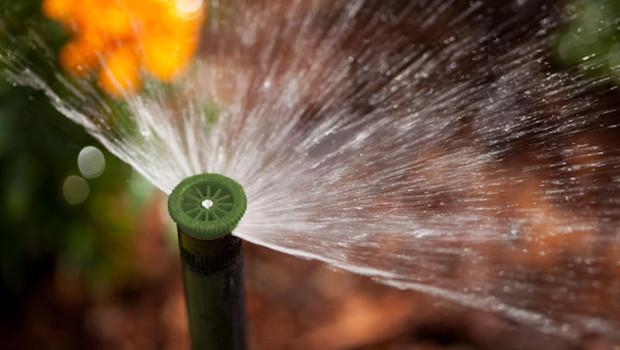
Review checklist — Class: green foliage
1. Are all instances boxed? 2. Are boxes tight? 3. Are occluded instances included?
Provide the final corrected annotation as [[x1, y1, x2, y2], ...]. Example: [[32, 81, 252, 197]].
[[556, 0, 620, 83], [0, 0, 155, 301], [0, 82, 142, 295], [203, 102, 219, 124]]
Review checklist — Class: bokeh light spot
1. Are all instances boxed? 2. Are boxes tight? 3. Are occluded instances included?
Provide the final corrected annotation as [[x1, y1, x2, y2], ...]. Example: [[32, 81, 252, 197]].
[[78, 146, 105, 178], [63, 175, 89, 205], [176, 0, 203, 18]]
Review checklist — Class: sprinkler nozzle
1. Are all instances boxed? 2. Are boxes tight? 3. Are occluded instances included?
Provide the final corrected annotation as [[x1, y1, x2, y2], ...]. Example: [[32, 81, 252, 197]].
[[168, 173, 247, 239]]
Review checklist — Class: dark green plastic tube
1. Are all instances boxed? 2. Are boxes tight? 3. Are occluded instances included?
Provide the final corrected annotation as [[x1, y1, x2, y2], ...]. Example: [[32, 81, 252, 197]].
[[178, 230, 248, 350], [169, 174, 248, 350]]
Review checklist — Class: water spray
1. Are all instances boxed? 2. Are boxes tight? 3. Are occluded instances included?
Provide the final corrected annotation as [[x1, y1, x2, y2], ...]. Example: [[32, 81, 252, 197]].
[[3, 0, 620, 343], [168, 173, 248, 350]]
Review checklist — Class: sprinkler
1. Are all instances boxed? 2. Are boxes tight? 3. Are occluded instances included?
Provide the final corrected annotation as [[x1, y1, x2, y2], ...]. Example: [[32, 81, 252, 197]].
[[168, 173, 248, 350]]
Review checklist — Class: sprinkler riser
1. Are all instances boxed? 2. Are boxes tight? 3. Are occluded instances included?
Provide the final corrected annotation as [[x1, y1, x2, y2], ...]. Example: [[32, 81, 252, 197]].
[[178, 230, 248, 350], [168, 173, 249, 350]]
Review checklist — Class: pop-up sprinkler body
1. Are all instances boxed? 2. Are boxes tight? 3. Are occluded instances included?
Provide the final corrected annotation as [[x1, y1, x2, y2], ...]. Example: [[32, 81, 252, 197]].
[[168, 173, 248, 350]]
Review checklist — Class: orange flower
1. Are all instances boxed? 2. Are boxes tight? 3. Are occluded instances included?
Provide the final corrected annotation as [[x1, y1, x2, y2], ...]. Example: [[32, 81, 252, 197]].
[[99, 45, 141, 96], [42, 0, 205, 97]]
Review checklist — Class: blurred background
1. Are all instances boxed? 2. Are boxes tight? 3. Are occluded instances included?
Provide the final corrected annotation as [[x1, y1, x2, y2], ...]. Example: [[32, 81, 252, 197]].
[[1, 0, 620, 349]]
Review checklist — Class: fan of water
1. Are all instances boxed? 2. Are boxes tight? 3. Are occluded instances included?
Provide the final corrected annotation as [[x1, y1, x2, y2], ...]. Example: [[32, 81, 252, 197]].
[[2, 0, 620, 341]]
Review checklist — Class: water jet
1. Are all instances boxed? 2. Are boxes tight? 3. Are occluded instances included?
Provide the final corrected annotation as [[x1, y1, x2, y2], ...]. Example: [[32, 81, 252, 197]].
[[2, 0, 620, 344]]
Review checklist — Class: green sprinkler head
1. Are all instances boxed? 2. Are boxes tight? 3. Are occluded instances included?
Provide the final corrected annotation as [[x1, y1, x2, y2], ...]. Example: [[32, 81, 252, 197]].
[[170, 174, 249, 349], [168, 173, 247, 239]]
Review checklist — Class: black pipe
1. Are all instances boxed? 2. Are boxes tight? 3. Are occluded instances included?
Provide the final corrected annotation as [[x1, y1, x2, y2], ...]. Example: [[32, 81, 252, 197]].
[[178, 229, 248, 350]]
